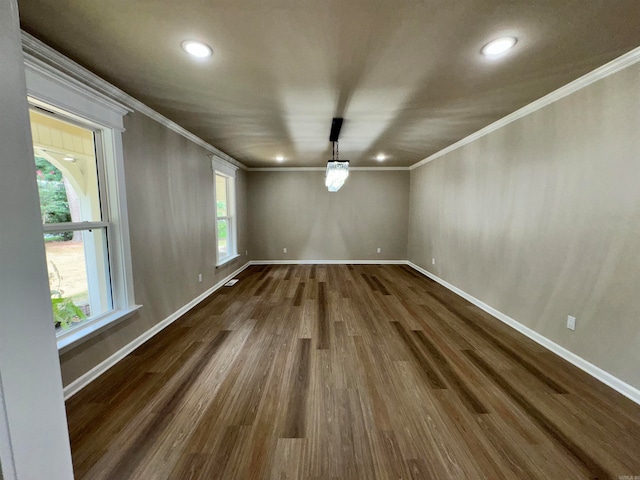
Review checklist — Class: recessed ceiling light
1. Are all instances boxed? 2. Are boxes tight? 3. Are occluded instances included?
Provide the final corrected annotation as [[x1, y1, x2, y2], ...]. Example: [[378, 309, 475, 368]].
[[481, 36, 517, 57], [181, 40, 213, 58], [376, 153, 386, 162], [63, 156, 75, 162], [276, 155, 285, 162]]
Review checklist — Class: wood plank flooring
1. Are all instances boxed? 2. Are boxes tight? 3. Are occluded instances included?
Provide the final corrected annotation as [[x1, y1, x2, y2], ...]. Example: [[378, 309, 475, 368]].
[[65, 265, 640, 479]]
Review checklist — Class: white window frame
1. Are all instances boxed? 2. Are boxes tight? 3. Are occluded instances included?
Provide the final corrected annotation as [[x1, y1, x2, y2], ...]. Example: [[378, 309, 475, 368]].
[[24, 55, 141, 352], [35, 109, 114, 324], [212, 156, 239, 266]]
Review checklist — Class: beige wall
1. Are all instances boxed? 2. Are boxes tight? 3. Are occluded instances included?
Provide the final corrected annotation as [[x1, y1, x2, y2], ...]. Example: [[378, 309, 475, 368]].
[[408, 62, 640, 389], [248, 171, 409, 261], [59, 112, 249, 386]]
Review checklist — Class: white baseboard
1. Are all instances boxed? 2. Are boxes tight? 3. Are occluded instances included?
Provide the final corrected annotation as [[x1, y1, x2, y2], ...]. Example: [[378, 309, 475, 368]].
[[63, 262, 251, 400], [407, 262, 640, 406], [250, 260, 408, 265]]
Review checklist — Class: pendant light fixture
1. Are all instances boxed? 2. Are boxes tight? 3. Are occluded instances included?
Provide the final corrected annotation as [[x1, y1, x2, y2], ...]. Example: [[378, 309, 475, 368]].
[[325, 118, 349, 192], [326, 142, 349, 192]]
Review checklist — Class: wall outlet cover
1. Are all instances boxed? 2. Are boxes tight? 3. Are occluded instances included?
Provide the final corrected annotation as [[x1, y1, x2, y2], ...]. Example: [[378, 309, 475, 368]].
[[283, 248, 287, 254], [567, 315, 576, 331]]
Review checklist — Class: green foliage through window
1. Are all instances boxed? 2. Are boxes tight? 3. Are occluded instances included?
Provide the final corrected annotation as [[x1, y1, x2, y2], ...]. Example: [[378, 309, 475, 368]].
[[218, 219, 227, 240], [49, 260, 86, 330], [35, 157, 72, 236]]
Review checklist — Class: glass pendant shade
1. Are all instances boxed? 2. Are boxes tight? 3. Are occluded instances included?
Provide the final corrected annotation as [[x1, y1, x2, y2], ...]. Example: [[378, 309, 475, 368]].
[[325, 160, 349, 192]]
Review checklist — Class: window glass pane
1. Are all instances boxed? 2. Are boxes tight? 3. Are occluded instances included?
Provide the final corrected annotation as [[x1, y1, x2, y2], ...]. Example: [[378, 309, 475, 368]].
[[216, 174, 228, 217], [45, 228, 111, 333], [30, 110, 102, 224], [217, 219, 229, 258]]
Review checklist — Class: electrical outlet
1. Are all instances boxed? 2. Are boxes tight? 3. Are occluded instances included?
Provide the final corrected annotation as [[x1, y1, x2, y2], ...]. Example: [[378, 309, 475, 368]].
[[245, 250, 248, 256], [198, 273, 202, 283], [432, 258, 436, 265], [377, 247, 381, 253], [567, 315, 576, 331], [283, 248, 287, 254]]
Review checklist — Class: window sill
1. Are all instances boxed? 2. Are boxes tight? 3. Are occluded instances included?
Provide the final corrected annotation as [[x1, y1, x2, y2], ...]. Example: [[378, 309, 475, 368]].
[[57, 304, 142, 353], [216, 253, 241, 268]]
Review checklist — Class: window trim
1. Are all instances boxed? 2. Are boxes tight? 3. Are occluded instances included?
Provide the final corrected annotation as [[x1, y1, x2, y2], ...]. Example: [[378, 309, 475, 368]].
[[25, 56, 141, 351], [212, 156, 238, 266]]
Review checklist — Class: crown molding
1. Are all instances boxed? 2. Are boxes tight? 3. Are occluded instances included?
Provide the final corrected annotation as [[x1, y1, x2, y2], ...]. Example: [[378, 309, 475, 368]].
[[247, 166, 410, 172], [21, 31, 246, 171], [410, 45, 640, 171]]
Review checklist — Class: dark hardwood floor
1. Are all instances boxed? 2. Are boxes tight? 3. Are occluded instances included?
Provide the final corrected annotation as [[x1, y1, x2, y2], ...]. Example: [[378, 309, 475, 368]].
[[66, 265, 640, 479]]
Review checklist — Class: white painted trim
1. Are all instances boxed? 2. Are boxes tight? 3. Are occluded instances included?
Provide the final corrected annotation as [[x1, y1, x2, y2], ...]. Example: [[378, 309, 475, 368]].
[[211, 155, 238, 177], [107, 121, 137, 320], [250, 260, 408, 265], [247, 166, 410, 172], [213, 167, 238, 265], [410, 45, 640, 171], [57, 305, 142, 353], [28, 69, 140, 354], [42, 221, 109, 233], [21, 31, 245, 171], [25, 55, 130, 119], [26, 74, 125, 133], [30, 99, 127, 323], [63, 262, 251, 400], [406, 262, 640, 406], [217, 253, 241, 267]]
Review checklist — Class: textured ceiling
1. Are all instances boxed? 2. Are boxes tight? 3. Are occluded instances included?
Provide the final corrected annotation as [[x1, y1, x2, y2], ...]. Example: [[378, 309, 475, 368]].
[[18, 0, 640, 167]]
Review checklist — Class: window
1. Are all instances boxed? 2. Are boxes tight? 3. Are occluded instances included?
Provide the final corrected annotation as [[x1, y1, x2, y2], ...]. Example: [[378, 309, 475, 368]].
[[212, 156, 238, 265], [25, 59, 139, 350], [31, 110, 112, 333], [216, 174, 232, 260]]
